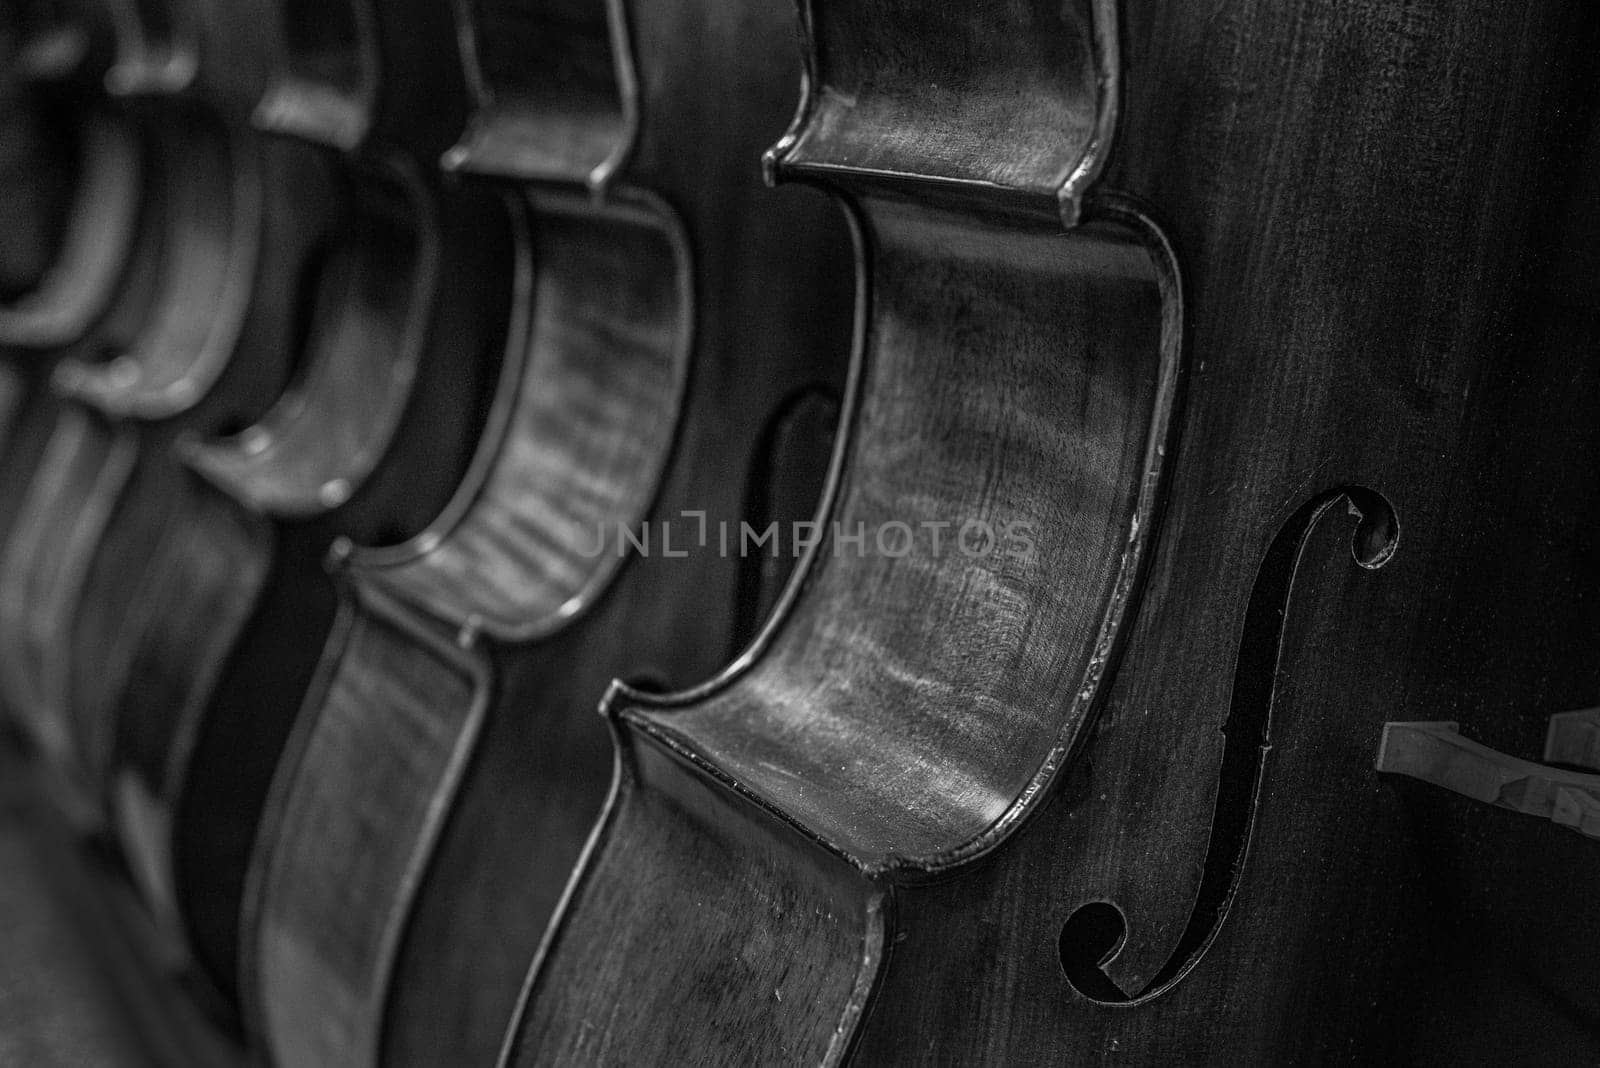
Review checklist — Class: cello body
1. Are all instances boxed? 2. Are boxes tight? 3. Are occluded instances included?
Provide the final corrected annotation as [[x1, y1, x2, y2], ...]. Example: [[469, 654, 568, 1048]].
[[507, 0, 1600, 1063], [97, 0, 515, 1014], [0, 0, 273, 777], [0, 0, 1597, 1063], [240, 0, 854, 1063], [0, 3, 144, 591]]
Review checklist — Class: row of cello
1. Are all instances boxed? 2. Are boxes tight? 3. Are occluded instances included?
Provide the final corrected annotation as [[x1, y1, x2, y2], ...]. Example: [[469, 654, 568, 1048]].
[[4, 0, 1600, 1063]]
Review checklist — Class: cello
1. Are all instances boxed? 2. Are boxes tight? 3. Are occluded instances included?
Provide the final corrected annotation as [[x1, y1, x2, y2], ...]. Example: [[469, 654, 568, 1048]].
[[0, 0, 292, 783], [0, 2, 142, 604], [507, 0, 1600, 1063], [0, 0, 141, 359], [0, 3, 86, 330], [91, 0, 513, 1018], [240, 0, 854, 1062]]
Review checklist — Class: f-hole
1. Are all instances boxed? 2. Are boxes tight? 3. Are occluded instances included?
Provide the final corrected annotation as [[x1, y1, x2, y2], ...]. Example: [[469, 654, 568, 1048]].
[[1058, 486, 1398, 1004]]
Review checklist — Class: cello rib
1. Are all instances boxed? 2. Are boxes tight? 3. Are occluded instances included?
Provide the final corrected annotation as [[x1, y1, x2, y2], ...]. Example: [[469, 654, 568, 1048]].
[[506, 0, 1185, 1061]]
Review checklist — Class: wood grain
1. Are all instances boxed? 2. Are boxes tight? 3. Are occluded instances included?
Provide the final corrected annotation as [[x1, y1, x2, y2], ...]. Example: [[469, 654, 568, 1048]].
[[509, 0, 1184, 1057], [248, 588, 485, 1068], [848, 0, 1600, 1062], [510, 0, 1600, 1062], [97, 0, 522, 1016], [637, 210, 1174, 866], [107, 478, 272, 924], [365, 188, 686, 640], [242, 0, 856, 1063], [510, 736, 883, 1066]]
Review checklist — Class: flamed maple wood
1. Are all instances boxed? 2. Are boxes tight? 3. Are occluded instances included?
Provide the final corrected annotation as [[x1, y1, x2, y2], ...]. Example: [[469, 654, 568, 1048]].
[[240, 0, 856, 1064], [77, 0, 521, 1018]]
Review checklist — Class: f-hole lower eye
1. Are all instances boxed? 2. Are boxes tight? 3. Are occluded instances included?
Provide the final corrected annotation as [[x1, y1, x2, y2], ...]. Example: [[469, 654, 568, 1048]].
[[1058, 901, 1129, 1003]]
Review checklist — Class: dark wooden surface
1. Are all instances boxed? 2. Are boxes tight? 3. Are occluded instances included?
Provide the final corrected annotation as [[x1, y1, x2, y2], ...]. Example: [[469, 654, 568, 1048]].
[[103, 0, 515, 1018], [0, 0, 505, 1037], [3, 0, 1600, 1063], [240, 0, 855, 1063], [507, 0, 1600, 1064]]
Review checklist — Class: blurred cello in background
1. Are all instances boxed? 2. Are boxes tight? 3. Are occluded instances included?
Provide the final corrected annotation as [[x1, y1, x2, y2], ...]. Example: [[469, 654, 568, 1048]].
[[507, 0, 1600, 1063], [45, 0, 336, 807], [239, 0, 854, 1062], [0, 0, 138, 362], [0, 0, 144, 606], [86, 0, 514, 1019], [0, 0, 294, 789]]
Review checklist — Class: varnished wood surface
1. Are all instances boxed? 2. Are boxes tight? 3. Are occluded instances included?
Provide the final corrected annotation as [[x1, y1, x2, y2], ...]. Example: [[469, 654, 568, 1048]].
[[445, 0, 632, 184], [156, 181, 514, 1019], [250, 586, 486, 1067], [0, 406, 136, 778], [2, 0, 1599, 1063], [0, 0, 325, 987], [515, 735, 884, 1066], [0, 757, 157, 1068], [867, 0, 1600, 1062], [241, 0, 856, 1063], [507, 0, 1600, 1064], [0, 0, 289, 804], [634, 213, 1175, 865], [104, 474, 273, 924], [67, 428, 197, 780], [0, 47, 158, 643], [0, 113, 142, 350], [255, 0, 466, 159], [84, 0, 519, 1018], [778, 0, 1113, 221], [0, 0, 510, 1034], [363, 188, 685, 639]]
